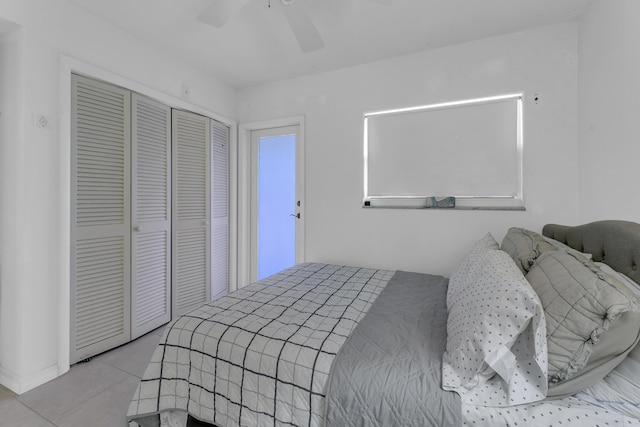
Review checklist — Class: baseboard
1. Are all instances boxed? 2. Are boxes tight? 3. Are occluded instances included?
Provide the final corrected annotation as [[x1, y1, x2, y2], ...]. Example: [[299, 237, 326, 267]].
[[0, 364, 59, 394]]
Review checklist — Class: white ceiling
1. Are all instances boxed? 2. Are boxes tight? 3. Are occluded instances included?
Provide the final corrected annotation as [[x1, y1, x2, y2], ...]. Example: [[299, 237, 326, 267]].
[[68, 0, 594, 89]]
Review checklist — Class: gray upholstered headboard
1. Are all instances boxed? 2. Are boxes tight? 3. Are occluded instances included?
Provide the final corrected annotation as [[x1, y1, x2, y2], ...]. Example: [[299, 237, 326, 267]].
[[542, 220, 640, 284]]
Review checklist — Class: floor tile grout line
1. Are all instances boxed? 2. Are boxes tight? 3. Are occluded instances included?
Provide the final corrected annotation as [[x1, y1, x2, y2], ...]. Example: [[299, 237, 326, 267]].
[[16, 360, 135, 423], [85, 354, 149, 377], [49, 332, 162, 423], [49, 373, 139, 425], [0, 396, 53, 427], [1, 326, 166, 427]]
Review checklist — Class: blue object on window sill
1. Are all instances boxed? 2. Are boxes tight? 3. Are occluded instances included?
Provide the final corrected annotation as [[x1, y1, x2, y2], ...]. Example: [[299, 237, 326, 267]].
[[426, 196, 455, 208]]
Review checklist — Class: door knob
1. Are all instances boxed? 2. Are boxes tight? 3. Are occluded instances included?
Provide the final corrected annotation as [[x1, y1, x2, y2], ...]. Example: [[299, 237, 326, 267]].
[[290, 213, 300, 219]]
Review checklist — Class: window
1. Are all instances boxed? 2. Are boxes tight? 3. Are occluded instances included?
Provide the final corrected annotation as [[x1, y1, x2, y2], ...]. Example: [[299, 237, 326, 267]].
[[363, 93, 523, 210]]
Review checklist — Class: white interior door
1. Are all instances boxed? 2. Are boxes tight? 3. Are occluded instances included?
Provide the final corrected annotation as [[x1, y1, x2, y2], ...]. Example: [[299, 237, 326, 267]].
[[250, 125, 304, 281], [71, 75, 230, 361], [211, 120, 230, 300], [70, 74, 131, 363], [172, 110, 211, 317], [131, 93, 171, 338]]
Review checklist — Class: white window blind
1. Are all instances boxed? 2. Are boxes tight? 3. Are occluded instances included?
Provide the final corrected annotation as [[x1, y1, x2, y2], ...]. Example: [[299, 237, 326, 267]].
[[364, 94, 523, 209]]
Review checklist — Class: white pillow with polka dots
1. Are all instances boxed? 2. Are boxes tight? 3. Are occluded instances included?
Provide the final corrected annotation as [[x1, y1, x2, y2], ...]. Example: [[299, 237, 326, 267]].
[[446, 232, 499, 310], [443, 247, 548, 406]]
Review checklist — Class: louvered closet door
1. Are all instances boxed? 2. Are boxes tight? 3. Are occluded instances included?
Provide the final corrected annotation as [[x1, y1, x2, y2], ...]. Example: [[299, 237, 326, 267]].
[[131, 94, 171, 338], [211, 120, 229, 300], [71, 74, 131, 363], [172, 110, 211, 317]]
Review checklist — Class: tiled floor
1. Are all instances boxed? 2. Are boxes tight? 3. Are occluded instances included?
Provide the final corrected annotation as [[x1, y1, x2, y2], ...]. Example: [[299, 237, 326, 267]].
[[0, 326, 165, 427]]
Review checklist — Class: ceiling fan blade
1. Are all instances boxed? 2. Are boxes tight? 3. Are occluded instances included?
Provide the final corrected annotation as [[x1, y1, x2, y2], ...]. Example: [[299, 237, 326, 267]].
[[280, 0, 324, 53], [197, 0, 249, 28]]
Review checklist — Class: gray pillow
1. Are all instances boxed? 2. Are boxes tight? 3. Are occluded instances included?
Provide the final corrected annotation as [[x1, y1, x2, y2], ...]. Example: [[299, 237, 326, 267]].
[[501, 228, 555, 274], [542, 234, 593, 260], [525, 251, 640, 397]]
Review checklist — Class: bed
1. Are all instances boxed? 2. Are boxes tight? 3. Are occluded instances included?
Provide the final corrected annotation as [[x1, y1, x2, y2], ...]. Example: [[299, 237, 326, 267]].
[[127, 220, 640, 426]]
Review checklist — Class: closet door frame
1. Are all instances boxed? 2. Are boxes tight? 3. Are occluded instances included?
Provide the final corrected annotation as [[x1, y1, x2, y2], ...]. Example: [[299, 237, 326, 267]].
[[60, 58, 238, 375]]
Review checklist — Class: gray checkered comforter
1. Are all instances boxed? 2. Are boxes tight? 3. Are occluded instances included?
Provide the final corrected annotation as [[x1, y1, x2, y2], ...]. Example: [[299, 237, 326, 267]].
[[127, 263, 394, 427]]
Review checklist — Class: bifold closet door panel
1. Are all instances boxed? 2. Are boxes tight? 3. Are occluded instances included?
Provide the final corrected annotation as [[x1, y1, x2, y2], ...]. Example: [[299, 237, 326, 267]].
[[131, 94, 172, 339], [211, 120, 229, 300], [71, 74, 132, 363], [172, 110, 211, 317]]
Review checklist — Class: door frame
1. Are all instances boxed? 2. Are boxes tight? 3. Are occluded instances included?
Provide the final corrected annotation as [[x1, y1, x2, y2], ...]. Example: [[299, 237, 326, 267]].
[[250, 125, 300, 282], [59, 55, 237, 379], [237, 116, 306, 289]]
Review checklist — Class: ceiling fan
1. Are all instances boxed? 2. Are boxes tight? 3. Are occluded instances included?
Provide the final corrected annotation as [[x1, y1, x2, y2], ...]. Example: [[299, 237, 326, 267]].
[[197, 0, 325, 53]]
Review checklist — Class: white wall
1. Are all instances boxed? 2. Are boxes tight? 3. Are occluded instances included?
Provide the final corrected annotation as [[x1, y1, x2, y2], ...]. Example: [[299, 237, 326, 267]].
[[2, 0, 618, 394], [238, 23, 581, 278], [0, 26, 25, 389], [0, 0, 236, 393], [577, 0, 640, 223]]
